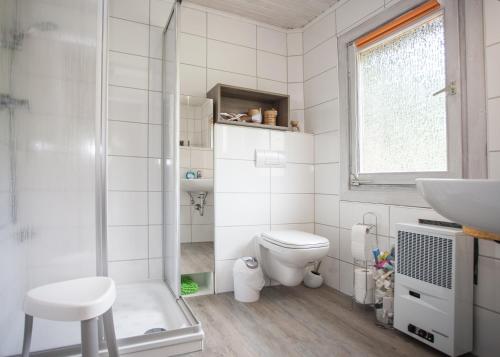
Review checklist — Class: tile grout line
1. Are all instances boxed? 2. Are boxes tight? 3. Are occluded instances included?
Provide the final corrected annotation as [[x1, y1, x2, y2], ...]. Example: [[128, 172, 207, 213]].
[[109, 118, 159, 125], [303, 65, 337, 84], [205, 9, 209, 118], [285, 30, 289, 110], [109, 48, 151, 60], [473, 304, 500, 316], [255, 25, 258, 90], [269, 130, 272, 226], [108, 83, 161, 93], [485, 40, 500, 49], [146, 0, 151, 279], [301, 31, 309, 133], [304, 97, 339, 111], [181, 62, 289, 86]]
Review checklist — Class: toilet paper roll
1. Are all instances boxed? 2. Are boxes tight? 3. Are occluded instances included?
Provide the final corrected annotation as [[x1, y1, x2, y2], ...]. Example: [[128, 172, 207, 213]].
[[354, 268, 374, 290], [351, 242, 368, 262], [354, 287, 374, 304], [351, 224, 370, 261], [383, 296, 394, 313]]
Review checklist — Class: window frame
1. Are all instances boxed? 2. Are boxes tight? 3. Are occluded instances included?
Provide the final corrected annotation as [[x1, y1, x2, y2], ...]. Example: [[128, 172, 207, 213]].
[[338, 0, 463, 205]]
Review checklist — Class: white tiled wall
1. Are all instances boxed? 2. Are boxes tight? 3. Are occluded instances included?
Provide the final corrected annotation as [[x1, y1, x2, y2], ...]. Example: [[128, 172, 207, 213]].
[[107, 0, 174, 283], [485, 0, 500, 182], [214, 124, 314, 293], [177, 7, 304, 151], [335, 0, 384, 34], [286, 30, 305, 130], [178, 3, 305, 130], [180, 100, 212, 147], [301, 0, 500, 355], [478, 2, 500, 354]]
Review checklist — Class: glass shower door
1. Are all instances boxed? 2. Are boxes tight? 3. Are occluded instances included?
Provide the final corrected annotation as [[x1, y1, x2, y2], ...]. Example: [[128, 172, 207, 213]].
[[162, 2, 180, 297], [0, 1, 24, 353], [0, 0, 105, 354]]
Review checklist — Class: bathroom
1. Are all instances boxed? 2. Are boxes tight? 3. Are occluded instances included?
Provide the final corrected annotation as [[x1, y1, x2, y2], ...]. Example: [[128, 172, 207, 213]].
[[0, 0, 499, 356]]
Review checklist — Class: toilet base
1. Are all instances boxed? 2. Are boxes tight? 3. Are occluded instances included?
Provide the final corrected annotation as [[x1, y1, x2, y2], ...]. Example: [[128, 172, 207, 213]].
[[260, 248, 307, 286]]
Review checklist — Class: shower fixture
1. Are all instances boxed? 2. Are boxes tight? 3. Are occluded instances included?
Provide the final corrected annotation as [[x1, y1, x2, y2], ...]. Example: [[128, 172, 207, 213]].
[[0, 93, 29, 110], [0, 21, 58, 50], [0, 29, 23, 50], [189, 192, 208, 216], [15, 225, 34, 243], [0, 93, 29, 227]]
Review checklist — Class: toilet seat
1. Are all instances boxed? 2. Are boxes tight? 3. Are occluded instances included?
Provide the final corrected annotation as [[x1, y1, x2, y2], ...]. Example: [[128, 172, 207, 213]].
[[261, 231, 329, 250]]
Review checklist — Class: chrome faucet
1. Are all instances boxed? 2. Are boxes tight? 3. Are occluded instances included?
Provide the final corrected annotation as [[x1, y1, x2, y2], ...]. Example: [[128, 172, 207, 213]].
[[196, 170, 202, 179]]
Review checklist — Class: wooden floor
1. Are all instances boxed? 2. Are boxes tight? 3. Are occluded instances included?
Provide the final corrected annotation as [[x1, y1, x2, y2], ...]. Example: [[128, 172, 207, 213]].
[[181, 242, 214, 274], [185, 285, 445, 357]]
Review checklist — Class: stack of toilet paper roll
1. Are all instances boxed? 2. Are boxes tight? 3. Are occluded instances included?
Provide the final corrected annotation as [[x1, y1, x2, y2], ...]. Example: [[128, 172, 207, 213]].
[[351, 224, 375, 304], [354, 268, 375, 304]]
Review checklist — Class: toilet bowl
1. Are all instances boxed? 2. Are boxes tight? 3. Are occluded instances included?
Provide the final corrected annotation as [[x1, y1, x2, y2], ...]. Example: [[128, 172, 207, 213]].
[[256, 230, 329, 286]]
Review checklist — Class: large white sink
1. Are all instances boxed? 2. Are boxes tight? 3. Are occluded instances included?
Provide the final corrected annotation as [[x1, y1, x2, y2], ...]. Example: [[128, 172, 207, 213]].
[[416, 179, 500, 234], [180, 178, 213, 193]]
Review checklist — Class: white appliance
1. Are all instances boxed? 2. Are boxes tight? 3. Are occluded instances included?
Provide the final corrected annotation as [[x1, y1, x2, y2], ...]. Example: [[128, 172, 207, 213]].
[[394, 223, 473, 356]]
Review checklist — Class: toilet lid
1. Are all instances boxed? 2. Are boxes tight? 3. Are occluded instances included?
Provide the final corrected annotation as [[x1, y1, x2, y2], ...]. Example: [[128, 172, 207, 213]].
[[261, 230, 329, 249]]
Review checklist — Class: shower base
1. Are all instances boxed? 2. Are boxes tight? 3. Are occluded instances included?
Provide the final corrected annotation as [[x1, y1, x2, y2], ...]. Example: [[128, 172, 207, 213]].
[[26, 280, 203, 357], [114, 280, 188, 339], [113, 280, 204, 356]]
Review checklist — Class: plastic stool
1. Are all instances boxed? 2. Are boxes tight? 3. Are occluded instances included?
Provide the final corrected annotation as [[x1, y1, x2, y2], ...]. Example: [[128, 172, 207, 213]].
[[22, 277, 119, 357]]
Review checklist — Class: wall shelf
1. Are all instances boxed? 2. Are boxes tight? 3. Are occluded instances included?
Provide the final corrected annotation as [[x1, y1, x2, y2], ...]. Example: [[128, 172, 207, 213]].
[[216, 119, 290, 131], [181, 272, 214, 298], [207, 83, 290, 131]]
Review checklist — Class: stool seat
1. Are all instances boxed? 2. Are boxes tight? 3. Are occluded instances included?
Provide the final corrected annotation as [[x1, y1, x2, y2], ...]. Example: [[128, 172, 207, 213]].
[[24, 277, 116, 322]]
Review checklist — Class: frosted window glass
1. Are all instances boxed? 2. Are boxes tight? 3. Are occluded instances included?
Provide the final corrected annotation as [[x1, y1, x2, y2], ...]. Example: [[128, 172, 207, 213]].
[[357, 15, 447, 174]]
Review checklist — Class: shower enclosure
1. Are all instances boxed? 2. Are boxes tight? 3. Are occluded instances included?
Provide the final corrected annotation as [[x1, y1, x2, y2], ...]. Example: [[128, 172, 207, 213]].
[[0, 1, 201, 356]]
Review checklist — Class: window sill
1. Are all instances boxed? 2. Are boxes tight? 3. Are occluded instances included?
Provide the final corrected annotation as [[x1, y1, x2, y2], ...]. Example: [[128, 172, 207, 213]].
[[340, 183, 431, 207]]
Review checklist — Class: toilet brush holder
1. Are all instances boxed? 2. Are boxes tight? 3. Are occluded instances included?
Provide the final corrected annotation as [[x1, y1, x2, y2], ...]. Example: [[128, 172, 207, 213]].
[[304, 270, 324, 288]]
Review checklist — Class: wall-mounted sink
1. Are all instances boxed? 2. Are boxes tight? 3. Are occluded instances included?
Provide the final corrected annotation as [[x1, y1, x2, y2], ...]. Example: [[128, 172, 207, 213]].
[[180, 178, 213, 193], [416, 179, 500, 234], [181, 179, 213, 217]]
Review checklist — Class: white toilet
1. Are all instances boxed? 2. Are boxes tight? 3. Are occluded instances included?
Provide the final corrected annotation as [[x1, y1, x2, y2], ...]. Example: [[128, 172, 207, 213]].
[[256, 230, 329, 286]]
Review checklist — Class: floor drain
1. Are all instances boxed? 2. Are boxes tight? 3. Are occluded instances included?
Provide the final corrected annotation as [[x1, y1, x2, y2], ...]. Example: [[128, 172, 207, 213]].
[[144, 327, 167, 334]]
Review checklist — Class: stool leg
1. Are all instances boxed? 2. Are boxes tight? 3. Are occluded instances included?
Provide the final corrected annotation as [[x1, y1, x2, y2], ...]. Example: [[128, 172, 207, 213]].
[[81, 317, 98, 357], [103, 308, 119, 357], [21, 314, 33, 357]]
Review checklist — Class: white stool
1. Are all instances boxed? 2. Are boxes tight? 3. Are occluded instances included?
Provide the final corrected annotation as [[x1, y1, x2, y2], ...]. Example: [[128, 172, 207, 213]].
[[22, 277, 119, 357]]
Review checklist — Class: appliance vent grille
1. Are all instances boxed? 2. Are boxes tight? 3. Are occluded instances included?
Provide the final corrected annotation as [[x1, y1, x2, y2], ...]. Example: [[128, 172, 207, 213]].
[[397, 230, 453, 289]]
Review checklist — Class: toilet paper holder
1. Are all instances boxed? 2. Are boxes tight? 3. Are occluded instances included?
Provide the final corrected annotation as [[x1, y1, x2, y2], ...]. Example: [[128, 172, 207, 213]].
[[351, 212, 379, 307], [358, 212, 379, 248]]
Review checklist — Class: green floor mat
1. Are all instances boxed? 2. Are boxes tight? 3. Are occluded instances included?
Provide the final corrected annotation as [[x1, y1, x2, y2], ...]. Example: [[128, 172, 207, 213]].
[[181, 276, 199, 295]]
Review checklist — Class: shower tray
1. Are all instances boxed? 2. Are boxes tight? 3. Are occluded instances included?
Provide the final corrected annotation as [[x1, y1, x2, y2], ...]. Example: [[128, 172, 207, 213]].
[[25, 281, 204, 357], [111, 280, 204, 356]]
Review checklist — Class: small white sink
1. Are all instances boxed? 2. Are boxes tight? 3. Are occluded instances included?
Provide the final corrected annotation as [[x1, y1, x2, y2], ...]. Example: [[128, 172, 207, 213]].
[[416, 178, 500, 234], [181, 178, 213, 193]]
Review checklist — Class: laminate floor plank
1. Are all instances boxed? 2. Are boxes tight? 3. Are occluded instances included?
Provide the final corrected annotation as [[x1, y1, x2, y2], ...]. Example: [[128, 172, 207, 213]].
[[181, 242, 214, 274], [185, 285, 447, 357]]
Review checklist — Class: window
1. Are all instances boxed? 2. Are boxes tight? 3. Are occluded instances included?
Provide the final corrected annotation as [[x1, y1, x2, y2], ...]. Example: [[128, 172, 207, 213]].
[[344, 0, 462, 187]]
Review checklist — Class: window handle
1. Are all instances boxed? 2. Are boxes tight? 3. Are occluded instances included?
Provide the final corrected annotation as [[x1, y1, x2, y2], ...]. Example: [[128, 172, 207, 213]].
[[432, 81, 456, 96], [350, 174, 372, 186]]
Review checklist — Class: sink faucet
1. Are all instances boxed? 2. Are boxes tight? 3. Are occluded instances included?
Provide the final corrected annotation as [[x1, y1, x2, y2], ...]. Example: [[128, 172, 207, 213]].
[[196, 170, 202, 179]]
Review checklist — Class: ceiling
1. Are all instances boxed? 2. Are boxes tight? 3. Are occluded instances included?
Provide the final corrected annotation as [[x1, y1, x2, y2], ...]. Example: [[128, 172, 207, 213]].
[[186, 0, 339, 29]]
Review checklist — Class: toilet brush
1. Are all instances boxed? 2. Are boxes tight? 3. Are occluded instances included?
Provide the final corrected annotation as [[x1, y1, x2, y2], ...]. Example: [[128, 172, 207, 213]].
[[304, 261, 324, 288], [313, 260, 322, 274]]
